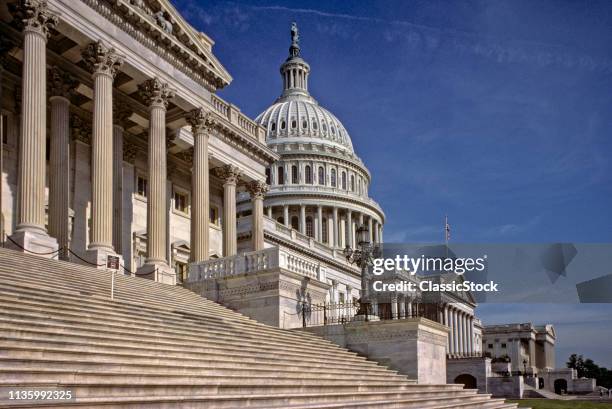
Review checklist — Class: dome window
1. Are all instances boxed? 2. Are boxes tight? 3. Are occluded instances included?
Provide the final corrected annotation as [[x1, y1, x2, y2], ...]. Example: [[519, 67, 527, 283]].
[[322, 124, 327, 133], [312, 121, 318, 130], [350, 175, 355, 191], [331, 126, 336, 135], [280, 120, 286, 130], [302, 120, 308, 128], [318, 167, 325, 185], [271, 122, 276, 131], [291, 120, 297, 129], [291, 216, 299, 230], [341, 171, 347, 190], [277, 167, 285, 185], [306, 217, 314, 238], [330, 169, 337, 187], [305, 165, 313, 184], [291, 165, 298, 184]]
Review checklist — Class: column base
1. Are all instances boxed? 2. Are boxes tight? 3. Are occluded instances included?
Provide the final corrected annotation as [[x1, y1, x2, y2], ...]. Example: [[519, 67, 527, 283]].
[[7, 230, 59, 259], [84, 247, 124, 272], [136, 262, 176, 285]]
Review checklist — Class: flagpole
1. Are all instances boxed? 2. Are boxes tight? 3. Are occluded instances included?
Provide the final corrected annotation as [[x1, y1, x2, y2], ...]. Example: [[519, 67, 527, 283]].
[[445, 215, 449, 259]]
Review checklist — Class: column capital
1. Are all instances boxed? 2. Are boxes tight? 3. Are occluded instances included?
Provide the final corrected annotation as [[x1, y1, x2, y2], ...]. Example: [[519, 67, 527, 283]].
[[48, 66, 77, 99], [139, 77, 175, 109], [213, 165, 241, 185], [187, 108, 216, 134], [12, 0, 58, 39], [82, 41, 124, 78], [246, 180, 269, 200]]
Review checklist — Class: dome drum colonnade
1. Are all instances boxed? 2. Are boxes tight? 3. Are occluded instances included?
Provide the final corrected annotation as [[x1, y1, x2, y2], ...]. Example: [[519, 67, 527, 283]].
[[2, 0, 274, 281], [248, 22, 385, 249]]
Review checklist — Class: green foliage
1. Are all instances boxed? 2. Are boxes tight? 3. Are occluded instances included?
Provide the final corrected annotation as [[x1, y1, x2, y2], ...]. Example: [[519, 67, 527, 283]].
[[566, 353, 612, 389]]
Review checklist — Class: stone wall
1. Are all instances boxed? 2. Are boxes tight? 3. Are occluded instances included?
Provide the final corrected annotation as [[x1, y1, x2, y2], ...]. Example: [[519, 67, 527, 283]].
[[301, 318, 448, 384], [447, 357, 491, 393], [488, 375, 524, 399]]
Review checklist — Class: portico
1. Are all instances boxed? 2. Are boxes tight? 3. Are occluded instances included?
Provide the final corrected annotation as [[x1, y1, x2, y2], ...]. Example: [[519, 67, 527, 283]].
[[0, 0, 276, 283]]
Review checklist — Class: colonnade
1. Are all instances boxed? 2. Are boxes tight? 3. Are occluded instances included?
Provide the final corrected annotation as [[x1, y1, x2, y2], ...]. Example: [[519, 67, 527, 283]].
[[442, 304, 475, 357], [7, 1, 268, 277], [266, 204, 383, 248]]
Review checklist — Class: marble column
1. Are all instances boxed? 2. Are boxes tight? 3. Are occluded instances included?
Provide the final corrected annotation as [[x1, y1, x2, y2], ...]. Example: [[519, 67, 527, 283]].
[[346, 209, 353, 248], [406, 298, 413, 317], [0, 39, 12, 240], [247, 180, 268, 251], [10, 0, 59, 254], [138, 78, 175, 280], [332, 207, 338, 247], [47, 67, 75, 259], [391, 296, 398, 319], [283, 205, 289, 227], [453, 308, 459, 356], [188, 108, 214, 262], [468, 316, 474, 356], [367, 217, 373, 243], [317, 205, 323, 242], [112, 103, 131, 257], [299, 205, 306, 235], [214, 165, 241, 257], [373, 220, 379, 243], [446, 306, 453, 354], [378, 224, 383, 244], [82, 41, 124, 265], [267, 206, 272, 218], [398, 295, 406, 318]]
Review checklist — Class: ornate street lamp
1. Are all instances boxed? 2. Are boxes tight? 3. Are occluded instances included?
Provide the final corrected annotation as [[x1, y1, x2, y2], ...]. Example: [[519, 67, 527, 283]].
[[343, 224, 380, 319]]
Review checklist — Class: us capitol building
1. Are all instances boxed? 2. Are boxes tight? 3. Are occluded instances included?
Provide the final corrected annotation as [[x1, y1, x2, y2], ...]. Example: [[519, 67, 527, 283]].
[[0, 0, 591, 402]]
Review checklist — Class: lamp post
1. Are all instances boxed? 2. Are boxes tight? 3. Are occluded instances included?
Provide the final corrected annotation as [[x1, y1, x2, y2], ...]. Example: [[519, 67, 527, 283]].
[[343, 224, 380, 319]]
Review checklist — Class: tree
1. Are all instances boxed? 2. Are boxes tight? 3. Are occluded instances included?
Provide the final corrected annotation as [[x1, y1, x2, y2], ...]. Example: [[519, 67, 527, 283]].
[[567, 354, 612, 389]]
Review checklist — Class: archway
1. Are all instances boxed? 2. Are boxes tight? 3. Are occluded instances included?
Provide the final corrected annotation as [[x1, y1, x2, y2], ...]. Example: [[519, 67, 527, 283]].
[[454, 374, 477, 389], [554, 379, 567, 394], [538, 377, 544, 389]]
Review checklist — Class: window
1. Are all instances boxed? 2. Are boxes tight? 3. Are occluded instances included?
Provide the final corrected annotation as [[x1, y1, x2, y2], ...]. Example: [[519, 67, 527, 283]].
[[209, 206, 219, 225], [318, 167, 325, 185], [277, 217, 284, 225], [291, 216, 299, 230], [277, 167, 284, 185], [291, 165, 298, 184], [271, 122, 276, 131], [341, 171, 347, 190], [265, 168, 271, 184], [280, 120, 286, 130], [305, 165, 312, 184], [331, 126, 336, 135], [488, 344, 493, 349], [322, 218, 328, 243], [306, 216, 313, 238], [313, 121, 318, 130], [291, 119, 297, 129], [350, 175, 355, 191], [322, 123, 327, 133], [330, 169, 337, 187], [338, 292, 345, 304], [174, 191, 188, 213], [302, 120, 308, 128], [501, 343, 507, 348], [137, 176, 148, 197]]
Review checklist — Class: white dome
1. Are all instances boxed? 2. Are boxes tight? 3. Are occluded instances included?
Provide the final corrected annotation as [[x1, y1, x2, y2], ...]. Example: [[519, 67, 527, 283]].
[[255, 99, 354, 152]]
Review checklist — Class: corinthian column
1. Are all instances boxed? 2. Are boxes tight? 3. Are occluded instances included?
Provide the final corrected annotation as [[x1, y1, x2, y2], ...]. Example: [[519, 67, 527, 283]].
[[48, 67, 76, 259], [138, 78, 175, 282], [10, 0, 59, 255], [82, 41, 124, 266], [213, 165, 241, 257], [187, 108, 214, 262], [112, 102, 131, 254], [247, 180, 269, 251]]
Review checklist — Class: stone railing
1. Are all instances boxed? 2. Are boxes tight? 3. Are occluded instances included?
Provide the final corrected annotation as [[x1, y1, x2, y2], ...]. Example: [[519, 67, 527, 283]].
[[211, 94, 266, 143], [188, 246, 325, 282]]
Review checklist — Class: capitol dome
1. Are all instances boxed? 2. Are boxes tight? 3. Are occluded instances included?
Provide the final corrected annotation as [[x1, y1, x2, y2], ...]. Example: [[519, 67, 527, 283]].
[[239, 23, 384, 250]]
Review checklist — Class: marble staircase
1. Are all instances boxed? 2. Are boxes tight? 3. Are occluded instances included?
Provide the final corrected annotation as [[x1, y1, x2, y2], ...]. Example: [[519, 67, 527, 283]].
[[0, 248, 522, 408]]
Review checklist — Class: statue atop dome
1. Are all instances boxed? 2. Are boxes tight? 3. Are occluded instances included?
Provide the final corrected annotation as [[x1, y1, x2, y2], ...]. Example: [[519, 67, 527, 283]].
[[289, 22, 300, 58]]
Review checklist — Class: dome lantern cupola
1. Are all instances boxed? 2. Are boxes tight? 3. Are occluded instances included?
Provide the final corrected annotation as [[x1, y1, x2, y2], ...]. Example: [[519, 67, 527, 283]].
[[279, 22, 311, 101]]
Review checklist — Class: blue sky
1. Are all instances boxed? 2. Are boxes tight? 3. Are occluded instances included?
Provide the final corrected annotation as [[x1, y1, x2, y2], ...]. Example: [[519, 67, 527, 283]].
[[173, 1, 612, 368]]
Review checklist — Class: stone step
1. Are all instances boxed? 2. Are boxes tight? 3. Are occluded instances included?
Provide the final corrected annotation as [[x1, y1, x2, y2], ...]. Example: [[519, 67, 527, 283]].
[[0, 283, 351, 355], [0, 381, 470, 399], [0, 335, 396, 375], [0, 274, 337, 350], [0, 321, 389, 374], [0, 358, 410, 382], [0, 391, 496, 409]]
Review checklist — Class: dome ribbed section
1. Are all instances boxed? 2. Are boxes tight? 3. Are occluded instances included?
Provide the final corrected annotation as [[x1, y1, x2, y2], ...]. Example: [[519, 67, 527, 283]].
[[255, 100, 354, 152]]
